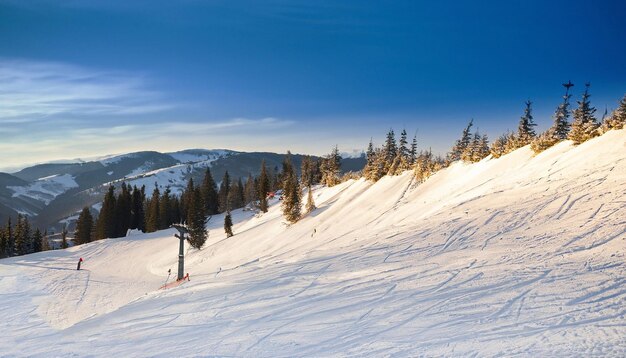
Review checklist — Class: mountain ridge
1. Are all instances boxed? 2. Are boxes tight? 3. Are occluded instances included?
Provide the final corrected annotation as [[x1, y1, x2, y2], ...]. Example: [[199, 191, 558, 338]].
[[0, 149, 366, 230]]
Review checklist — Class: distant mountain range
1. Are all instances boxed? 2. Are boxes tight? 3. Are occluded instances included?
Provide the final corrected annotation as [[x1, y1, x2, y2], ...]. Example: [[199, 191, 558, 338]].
[[0, 149, 365, 231]]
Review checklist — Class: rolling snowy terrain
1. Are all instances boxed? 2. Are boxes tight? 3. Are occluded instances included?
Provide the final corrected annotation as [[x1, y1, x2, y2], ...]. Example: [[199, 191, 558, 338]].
[[1, 130, 625, 356]]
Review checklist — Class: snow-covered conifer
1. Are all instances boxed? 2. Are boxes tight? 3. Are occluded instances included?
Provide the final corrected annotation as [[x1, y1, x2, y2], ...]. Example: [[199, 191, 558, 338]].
[[600, 94, 626, 132], [568, 83, 598, 144], [281, 154, 301, 223], [320, 146, 341, 187], [384, 129, 397, 164], [409, 134, 417, 165], [448, 119, 473, 163], [516, 100, 537, 147], [305, 185, 316, 214], [398, 129, 409, 159]]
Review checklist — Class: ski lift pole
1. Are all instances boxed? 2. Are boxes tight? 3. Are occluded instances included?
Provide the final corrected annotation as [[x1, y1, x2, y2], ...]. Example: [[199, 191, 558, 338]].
[[171, 224, 189, 281]]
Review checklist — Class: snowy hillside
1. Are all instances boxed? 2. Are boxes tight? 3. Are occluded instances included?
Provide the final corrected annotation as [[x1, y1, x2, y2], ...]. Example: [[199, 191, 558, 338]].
[[105, 149, 235, 197], [1, 130, 625, 356], [0, 149, 323, 229], [8, 174, 78, 208]]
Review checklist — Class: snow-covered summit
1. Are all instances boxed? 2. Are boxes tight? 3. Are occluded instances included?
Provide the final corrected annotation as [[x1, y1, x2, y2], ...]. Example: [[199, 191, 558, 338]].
[[1, 130, 625, 356], [166, 149, 235, 164]]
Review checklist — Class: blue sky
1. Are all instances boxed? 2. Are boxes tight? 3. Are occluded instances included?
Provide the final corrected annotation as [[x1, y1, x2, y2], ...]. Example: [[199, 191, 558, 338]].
[[1, 0, 625, 171]]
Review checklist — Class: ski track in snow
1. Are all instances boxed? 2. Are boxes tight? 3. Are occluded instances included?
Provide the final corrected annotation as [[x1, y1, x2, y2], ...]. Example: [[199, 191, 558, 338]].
[[1, 130, 626, 356]]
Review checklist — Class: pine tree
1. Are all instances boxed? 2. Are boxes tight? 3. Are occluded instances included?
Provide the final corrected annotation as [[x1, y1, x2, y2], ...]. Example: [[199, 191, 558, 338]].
[[258, 161, 270, 212], [60, 225, 69, 249], [130, 185, 145, 231], [398, 129, 409, 159], [95, 185, 117, 240], [568, 83, 598, 144], [180, 178, 194, 220], [615, 94, 626, 128], [5, 218, 13, 257], [300, 156, 315, 188], [414, 149, 434, 183], [113, 183, 131, 237], [490, 132, 510, 158], [171, 196, 181, 224], [363, 139, 378, 181], [320, 146, 341, 186], [384, 129, 397, 164], [14, 214, 30, 256], [224, 211, 234, 238], [448, 119, 474, 163], [201, 168, 219, 215], [218, 171, 231, 213], [531, 84, 575, 153], [409, 134, 417, 165], [281, 155, 301, 223], [476, 134, 490, 161], [553, 82, 573, 140], [187, 186, 208, 249], [158, 186, 172, 230], [243, 174, 257, 205], [601, 94, 626, 131], [75, 207, 94, 245], [462, 132, 490, 162], [145, 186, 160, 233], [516, 100, 537, 147], [0, 222, 7, 258], [305, 185, 316, 214], [227, 178, 244, 210], [32, 228, 42, 253]]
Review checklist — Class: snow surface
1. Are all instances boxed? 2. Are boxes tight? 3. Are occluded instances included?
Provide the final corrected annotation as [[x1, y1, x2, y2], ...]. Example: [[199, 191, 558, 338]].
[[108, 151, 230, 197], [167, 149, 231, 164], [8, 173, 78, 206], [116, 164, 193, 197], [1, 130, 625, 356], [98, 153, 140, 166]]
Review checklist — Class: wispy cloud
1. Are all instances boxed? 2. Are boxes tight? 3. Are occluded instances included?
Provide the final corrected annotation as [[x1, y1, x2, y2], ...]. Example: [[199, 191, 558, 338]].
[[0, 58, 172, 120], [0, 117, 295, 171]]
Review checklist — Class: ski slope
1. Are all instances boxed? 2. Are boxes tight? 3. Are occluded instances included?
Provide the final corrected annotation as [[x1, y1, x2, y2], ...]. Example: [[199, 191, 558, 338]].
[[1, 130, 625, 356]]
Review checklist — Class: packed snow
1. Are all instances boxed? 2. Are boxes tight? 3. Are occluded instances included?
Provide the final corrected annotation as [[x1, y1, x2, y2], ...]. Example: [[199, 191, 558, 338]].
[[1, 130, 625, 356], [8, 173, 79, 206]]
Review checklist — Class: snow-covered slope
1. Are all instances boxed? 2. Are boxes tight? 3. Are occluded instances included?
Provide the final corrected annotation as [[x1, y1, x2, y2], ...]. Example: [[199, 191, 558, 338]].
[[1, 130, 625, 356], [8, 174, 78, 207], [107, 150, 234, 197]]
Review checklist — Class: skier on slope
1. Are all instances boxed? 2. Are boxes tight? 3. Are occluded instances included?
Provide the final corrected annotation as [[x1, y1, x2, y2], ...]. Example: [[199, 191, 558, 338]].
[[77, 257, 83, 270]]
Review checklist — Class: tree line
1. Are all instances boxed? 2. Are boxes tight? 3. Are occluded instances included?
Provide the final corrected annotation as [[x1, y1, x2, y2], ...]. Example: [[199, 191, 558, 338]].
[[364, 84, 625, 184], [70, 152, 339, 250], [0, 214, 72, 257]]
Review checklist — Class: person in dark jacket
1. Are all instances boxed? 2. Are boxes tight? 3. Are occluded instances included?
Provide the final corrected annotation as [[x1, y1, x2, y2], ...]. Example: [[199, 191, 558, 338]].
[[77, 257, 83, 270]]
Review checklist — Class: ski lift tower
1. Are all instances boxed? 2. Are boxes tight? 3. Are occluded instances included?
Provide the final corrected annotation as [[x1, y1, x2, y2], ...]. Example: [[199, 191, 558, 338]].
[[171, 224, 188, 281]]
